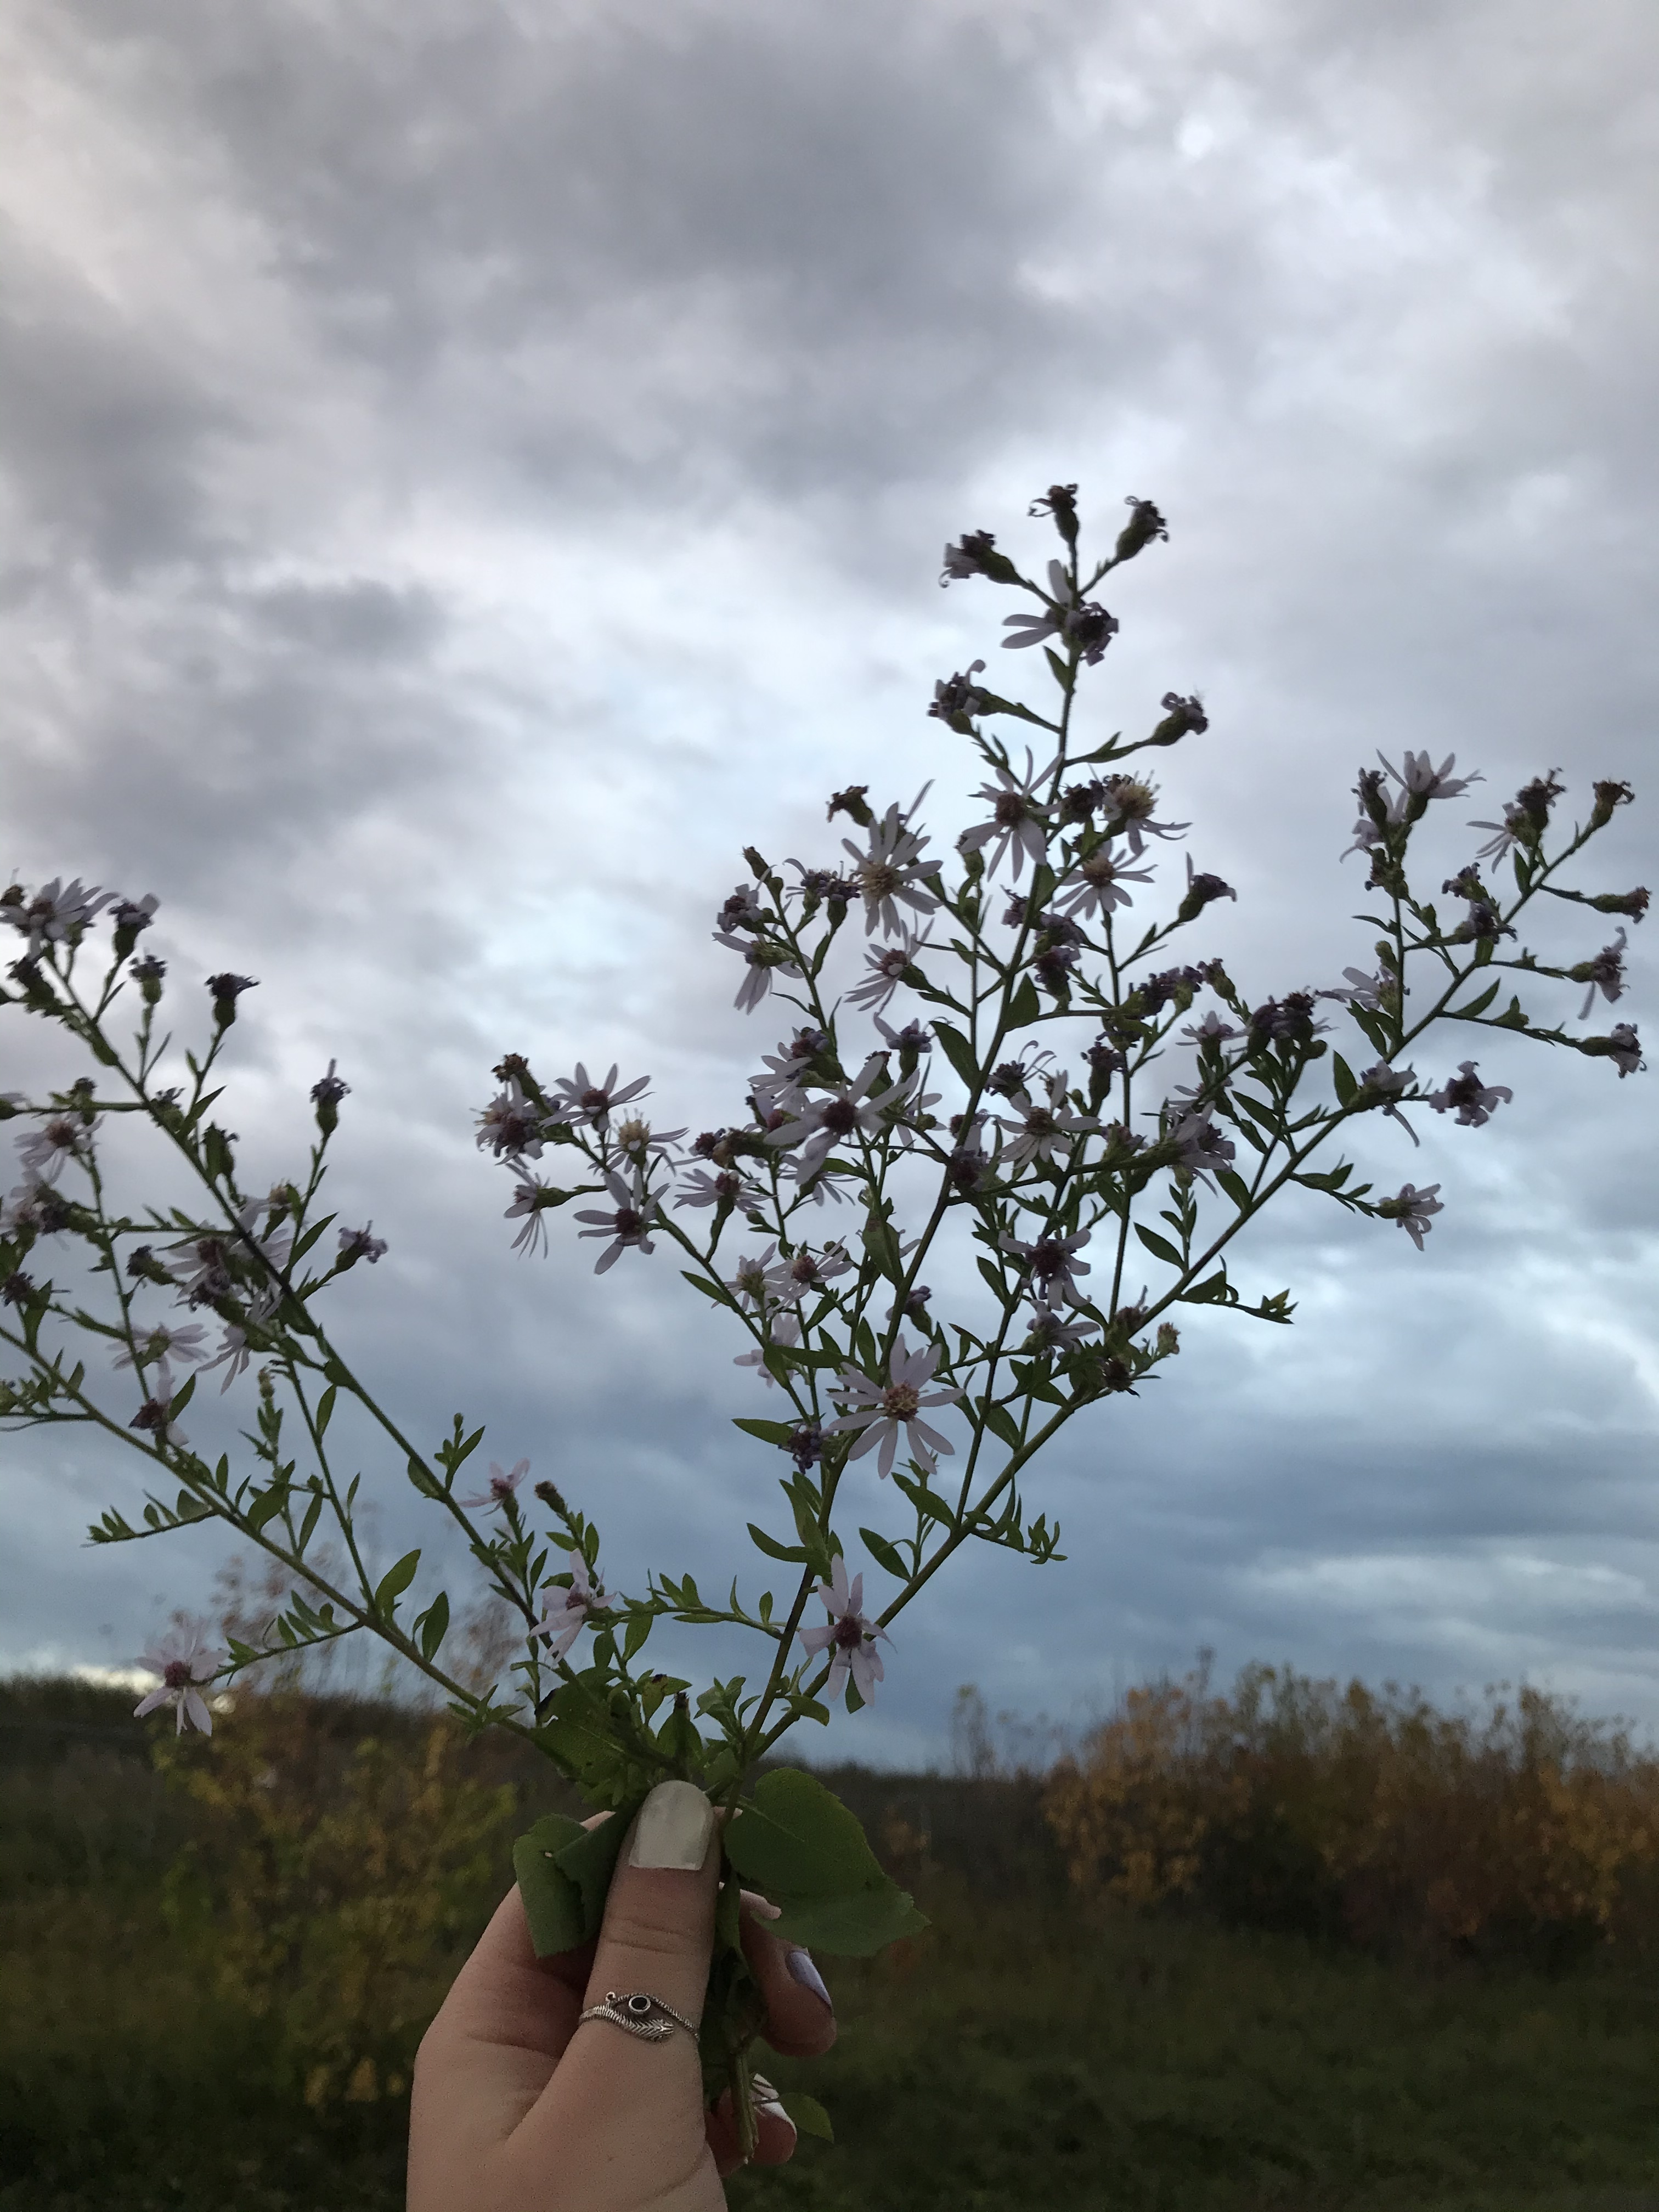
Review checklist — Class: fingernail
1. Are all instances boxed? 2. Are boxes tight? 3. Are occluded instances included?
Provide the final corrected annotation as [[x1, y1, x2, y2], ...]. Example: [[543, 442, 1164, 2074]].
[[745, 1897, 783, 1922], [752, 2073, 793, 2128], [786, 1946, 833, 2013], [629, 1779, 715, 1871]]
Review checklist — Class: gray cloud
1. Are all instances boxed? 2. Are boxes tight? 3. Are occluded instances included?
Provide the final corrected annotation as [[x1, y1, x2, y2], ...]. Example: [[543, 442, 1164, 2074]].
[[2, 0, 1656, 1758]]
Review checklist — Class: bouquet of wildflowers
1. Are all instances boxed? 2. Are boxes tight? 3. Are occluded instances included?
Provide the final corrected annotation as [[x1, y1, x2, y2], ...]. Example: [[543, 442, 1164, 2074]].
[[1, 484, 1645, 2145]]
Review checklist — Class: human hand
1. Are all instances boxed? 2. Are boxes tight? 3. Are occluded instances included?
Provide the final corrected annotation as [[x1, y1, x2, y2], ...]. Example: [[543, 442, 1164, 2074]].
[[409, 1780, 838, 2210]]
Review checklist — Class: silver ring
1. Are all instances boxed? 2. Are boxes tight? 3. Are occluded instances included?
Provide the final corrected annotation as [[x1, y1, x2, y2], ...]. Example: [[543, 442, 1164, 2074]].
[[578, 1989, 697, 2042]]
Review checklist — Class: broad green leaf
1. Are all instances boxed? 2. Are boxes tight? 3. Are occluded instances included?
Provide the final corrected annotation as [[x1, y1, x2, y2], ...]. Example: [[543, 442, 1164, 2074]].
[[374, 1548, 420, 1613], [932, 1022, 978, 1090], [780, 2091, 834, 2142], [768, 1887, 929, 1954], [733, 1417, 797, 1444], [513, 1815, 590, 1957], [315, 1383, 338, 1436], [749, 1521, 809, 1564], [1135, 1225, 1183, 1268], [415, 1590, 449, 1661], [723, 1768, 928, 1956], [979, 1397, 1020, 1449], [1008, 975, 1041, 1029], [858, 1526, 907, 1578], [1331, 1053, 1357, 1107], [681, 1271, 736, 1308]]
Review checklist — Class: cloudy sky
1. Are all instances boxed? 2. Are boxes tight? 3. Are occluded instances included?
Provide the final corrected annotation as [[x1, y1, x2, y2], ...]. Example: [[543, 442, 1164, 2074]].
[[3, 0, 1656, 1765]]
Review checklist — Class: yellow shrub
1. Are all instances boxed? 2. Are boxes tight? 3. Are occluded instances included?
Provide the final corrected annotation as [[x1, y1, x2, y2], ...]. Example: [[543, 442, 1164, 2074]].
[[156, 1692, 518, 2104], [1045, 1664, 1659, 1959]]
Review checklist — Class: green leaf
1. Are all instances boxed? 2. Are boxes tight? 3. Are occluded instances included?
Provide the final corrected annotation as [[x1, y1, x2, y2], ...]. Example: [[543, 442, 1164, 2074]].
[[1007, 975, 1041, 1029], [1135, 1224, 1183, 1268], [681, 1271, 736, 1309], [1331, 1053, 1357, 1107], [1215, 1169, 1251, 1212], [858, 1527, 908, 1578], [415, 1590, 449, 1662], [749, 1521, 810, 1564], [1458, 980, 1501, 1019], [976, 1256, 1006, 1300], [244, 1481, 290, 1534], [733, 1417, 796, 1445], [979, 1397, 1020, 1449], [374, 1548, 420, 1614], [723, 1768, 928, 1956], [779, 2091, 834, 2143], [932, 1022, 979, 1091], [515, 1820, 608, 1955], [315, 1384, 337, 1437]]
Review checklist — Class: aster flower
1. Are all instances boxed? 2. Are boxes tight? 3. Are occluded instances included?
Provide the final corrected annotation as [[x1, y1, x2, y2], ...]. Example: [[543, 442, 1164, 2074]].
[[612, 1117, 687, 1174], [1097, 776, 1189, 857], [845, 927, 933, 1016], [798, 1556, 890, 1706], [957, 752, 1057, 881], [504, 1171, 558, 1257], [202, 1289, 276, 1391], [1469, 800, 1529, 862], [735, 1308, 801, 1385], [457, 1458, 531, 1511], [1151, 692, 1208, 743], [113, 1323, 210, 1373], [827, 1335, 962, 1479], [1324, 967, 1389, 1011], [130, 1357, 188, 1447], [1, 1178, 72, 1240], [206, 974, 258, 1026], [1052, 844, 1154, 920], [1379, 751, 1481, 805], [994, 1072, 1098, 1169], [1023, 1306, 1100, 1355], [939, 531, 999, 584], [1177, 853, 1236, 919], [533, 1550, 606, 1661], [166, 1234, 235, 1305], [751, 1028, 832, 1115], [1377, 1182, 1444, 1251], [1601, 1023, 1643, 1078], [1166, 1108, 1237, 1188], [716, 883, 765, 933], [843, 800, 939, 939], [713, 930, 803, 1014], [929, 661, 989, 727], [1356, 1062, 1420, 1144], [728, 1244, 786, 1310], [550, 1063, 651, 1130], [5, 878, 111, 956], [476, 1078, 544, 1160], [1181, 1009, 1239, 1047], [675, 1163, 762, 1212], [774, 1242, 853, 1302], [133, 1624, 223, 1736], [574, 1174, 658, 1273], [1429, 1062, 1513, 1128], [14, 1115, 92, 1184], [110, 893, 159, 949], [767, 1056, 916, 1181], [1572, 929, 1628, 1019], [1000, 1224, 1092, 1308], [337, 1223, 388, 1266]]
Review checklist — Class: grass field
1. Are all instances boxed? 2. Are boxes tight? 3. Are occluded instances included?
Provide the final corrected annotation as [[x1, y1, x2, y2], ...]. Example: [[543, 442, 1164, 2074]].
[[2, 1677, 1656, 2212]]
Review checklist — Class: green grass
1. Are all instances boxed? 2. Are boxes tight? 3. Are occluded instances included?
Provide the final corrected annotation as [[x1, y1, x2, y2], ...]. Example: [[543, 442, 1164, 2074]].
[[2, 1680, 1656, 2211]]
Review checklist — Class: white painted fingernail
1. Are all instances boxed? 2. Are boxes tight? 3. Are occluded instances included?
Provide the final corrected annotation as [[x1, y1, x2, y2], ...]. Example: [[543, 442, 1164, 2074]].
[[786, 1947, 833, 2012], [629, 1779, 715, 1871]]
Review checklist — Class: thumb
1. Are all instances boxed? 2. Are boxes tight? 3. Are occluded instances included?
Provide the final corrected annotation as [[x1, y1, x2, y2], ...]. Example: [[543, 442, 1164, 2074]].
[[583, 1779, 721, 2029], [503, 1779, 721, 2195]]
